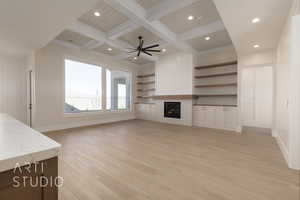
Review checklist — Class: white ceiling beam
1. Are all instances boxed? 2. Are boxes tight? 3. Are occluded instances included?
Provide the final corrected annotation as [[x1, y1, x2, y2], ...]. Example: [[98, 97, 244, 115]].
[[68, 21, 157, 62], [179, 20, 225, 41], [103, 0, 197, 54], [107, 21, 140, 40], [52, 39, 80, 49], [147, 0, 199, 21], [198, 44, 235, 55], [81, 40, 105, 50]]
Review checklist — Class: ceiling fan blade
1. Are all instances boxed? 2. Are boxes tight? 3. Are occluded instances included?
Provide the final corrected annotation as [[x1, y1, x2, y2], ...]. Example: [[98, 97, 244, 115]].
[[127, 50, 138, 53], [142, 50, 152, 56], [143, 44, 159, 50], [137, 49, 141, 57], [145, 49, 161, 52]]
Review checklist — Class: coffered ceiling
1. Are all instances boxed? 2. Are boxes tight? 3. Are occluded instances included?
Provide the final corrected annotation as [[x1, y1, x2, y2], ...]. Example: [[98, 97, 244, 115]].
[[78, 2, 129, 32], [161, 0, 221, 34], [54, 0, 232, 65], [135, 0, 161, 9]]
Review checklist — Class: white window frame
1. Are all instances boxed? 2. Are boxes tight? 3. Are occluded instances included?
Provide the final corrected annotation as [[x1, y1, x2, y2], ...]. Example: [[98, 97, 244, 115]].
[[62, 56, 132, 118]]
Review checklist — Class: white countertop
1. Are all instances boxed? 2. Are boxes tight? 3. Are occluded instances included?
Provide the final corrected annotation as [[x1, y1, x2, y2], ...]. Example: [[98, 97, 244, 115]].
[[0, 114, 61, 173]]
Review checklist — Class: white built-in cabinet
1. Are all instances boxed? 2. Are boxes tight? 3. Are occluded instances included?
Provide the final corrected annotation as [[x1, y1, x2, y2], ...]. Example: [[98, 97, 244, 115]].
[[135, 103, 156, 121], [241, 66, 273, 128], [193, 106, 238, 131]]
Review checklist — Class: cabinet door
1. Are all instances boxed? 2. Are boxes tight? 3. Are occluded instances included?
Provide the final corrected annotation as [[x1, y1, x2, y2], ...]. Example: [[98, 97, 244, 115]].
[[204, 107, 216, 128], [215, 107, 225, 129], [193, 106, 206, 127], [224, 107, 238, 131]]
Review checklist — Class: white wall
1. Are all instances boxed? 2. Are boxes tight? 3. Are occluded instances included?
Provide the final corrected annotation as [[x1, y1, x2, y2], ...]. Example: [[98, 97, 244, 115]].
[[275, 0, 300, 169], [33, 42, 139, 132], [0, 53, 27, 123], [155, 52, 193, 95]]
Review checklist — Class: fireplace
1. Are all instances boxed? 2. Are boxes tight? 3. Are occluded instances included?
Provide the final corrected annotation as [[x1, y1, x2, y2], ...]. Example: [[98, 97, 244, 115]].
[[164, 102, 181, 119]]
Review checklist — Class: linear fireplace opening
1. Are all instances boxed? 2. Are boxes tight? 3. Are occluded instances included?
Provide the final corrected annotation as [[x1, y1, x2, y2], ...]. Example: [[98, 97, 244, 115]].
[[164, 102, 181, 119]]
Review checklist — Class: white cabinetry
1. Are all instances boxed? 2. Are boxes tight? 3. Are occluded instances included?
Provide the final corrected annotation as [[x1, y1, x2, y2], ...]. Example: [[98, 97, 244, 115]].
[[135, 104, 156, 121], [241, 66, 273, 128], [193, 106, 238, 131]]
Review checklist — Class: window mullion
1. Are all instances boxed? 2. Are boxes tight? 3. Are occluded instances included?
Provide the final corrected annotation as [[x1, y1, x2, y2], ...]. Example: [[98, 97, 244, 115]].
[[102, 67, 106, 110]]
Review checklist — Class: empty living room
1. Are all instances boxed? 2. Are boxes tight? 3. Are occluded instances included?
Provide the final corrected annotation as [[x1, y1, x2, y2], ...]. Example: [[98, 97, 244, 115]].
[[0, 0, 300, 199]]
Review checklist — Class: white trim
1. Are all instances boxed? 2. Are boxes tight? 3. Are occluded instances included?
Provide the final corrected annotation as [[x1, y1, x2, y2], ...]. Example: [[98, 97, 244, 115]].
[[272, 129, 278, 137], [35, 115, 136, 133], [275, 132, 290, 167]]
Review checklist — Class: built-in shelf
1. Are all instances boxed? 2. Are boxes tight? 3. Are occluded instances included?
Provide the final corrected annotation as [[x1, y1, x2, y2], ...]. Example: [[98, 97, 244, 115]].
[[137, 88, 155, 92], [135, 102, 155, 105], [197, 94, 237, 97], [152, 95, 198, 100], [137, 81, 155, 85], [195, 83, 237, 88], [137, 96, 153, 99], [195, 72, 237, 79], [195, 61, 237, 70], [193, 104, 237, 107], [137, 73, 155, 78]]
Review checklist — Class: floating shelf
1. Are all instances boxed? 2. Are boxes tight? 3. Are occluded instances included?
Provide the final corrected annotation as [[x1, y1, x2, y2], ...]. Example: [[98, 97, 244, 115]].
[[195, 72, 237, 79], [135, 102, 155, 105], [137, 81, 155, 85], [137, 73, 155, 78], [193, 104, 237, 107], [195, 83, 237, 88], [195, 61, 237, 70], [137, 96, 153, 99], [153, 95, 198, 100], [137, 88, 155, 92], [196, 94, 237, 97]]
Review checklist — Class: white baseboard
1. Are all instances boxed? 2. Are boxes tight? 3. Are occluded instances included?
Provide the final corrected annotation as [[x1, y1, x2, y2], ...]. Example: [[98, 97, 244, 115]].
[[272, 129, 278, 137], [34, 116, 136, 133], [275, 132, 290, 167]]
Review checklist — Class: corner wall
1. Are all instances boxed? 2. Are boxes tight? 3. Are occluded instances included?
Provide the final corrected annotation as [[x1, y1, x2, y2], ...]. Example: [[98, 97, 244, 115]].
[[275, 0, 300, 169], [0, 53, 27, 123]]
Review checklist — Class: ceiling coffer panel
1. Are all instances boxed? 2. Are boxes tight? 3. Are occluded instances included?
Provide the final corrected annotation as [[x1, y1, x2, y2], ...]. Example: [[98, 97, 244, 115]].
[[56, 30, 94, 46], [135, 0, 162, 9], [187, 30, 232, 51], [161, 0, 221, 34], [94, 43, 124, 56], [79, 1, 129, 32]]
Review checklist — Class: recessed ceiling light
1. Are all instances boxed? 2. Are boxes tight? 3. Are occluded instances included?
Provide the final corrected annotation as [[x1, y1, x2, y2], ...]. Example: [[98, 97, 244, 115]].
[[205, 36, 211, 41], [107, 48, 112, 51], [252, 18, 260, 23], [253, 44, 260, 48], [133, 57, 138, 60], [94, 11, 101, 17], [188, 15, 194, 20], [162, 48, 167, 52]]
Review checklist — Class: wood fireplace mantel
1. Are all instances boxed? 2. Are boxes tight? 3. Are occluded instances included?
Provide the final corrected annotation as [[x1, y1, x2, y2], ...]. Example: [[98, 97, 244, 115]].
[[152, 95, 198, 100]]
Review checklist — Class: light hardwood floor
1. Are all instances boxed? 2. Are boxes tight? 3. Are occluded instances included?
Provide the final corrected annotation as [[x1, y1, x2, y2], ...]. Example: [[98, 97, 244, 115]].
[[45, 120, 300, 200]]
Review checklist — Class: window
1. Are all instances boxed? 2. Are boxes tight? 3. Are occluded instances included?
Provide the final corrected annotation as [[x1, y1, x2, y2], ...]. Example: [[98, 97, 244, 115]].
[[65, 59, 131, 114], [106, 70, 131, 111], [64, 59, 102, 113]]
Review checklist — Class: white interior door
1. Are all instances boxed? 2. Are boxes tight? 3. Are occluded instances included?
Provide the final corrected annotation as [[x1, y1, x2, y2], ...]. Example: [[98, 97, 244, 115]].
[[241, 66, 273, 128]]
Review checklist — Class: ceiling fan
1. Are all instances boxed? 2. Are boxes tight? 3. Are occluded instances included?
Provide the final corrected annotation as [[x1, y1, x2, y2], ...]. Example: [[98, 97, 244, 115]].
[[127, 36, 161, 57]]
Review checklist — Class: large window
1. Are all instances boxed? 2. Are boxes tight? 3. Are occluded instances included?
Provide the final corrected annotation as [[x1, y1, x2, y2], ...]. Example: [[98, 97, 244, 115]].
[[106, 70, 131, 111], [65, 59, 102, 113], [64, 59, 131, 114]]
